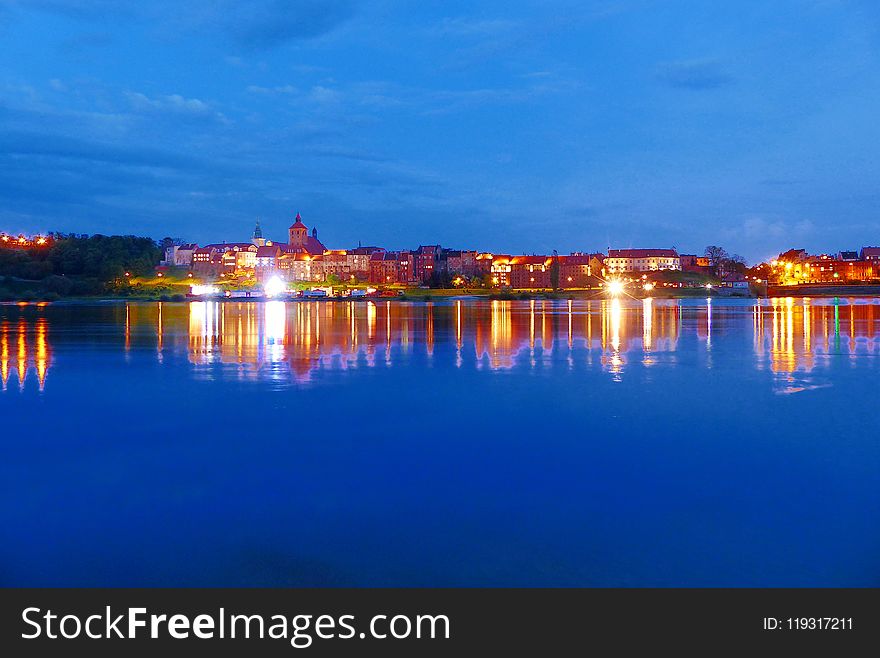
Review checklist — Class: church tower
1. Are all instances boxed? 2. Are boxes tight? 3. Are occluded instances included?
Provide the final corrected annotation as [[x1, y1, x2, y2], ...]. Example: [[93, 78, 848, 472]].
[[289, 212, 308, 248], [252, 220, 265, 247]]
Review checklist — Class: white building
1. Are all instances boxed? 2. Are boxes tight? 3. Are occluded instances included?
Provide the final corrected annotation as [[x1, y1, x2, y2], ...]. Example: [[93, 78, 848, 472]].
[[604, 249, 680, 274]]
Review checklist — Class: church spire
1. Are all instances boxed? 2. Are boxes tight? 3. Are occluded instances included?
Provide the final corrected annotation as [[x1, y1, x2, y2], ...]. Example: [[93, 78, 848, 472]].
[[252, 219, 265, 246]]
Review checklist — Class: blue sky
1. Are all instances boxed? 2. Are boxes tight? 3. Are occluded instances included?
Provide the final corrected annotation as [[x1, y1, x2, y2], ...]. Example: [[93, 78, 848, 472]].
[[1, 0, 879, 262]]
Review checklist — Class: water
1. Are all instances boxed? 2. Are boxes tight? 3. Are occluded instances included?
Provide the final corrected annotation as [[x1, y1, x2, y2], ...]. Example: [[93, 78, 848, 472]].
[[2, 297, 879, 586]]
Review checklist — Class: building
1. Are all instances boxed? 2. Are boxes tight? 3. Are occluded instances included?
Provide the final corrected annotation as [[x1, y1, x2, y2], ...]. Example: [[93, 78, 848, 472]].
[[279, 252, 323, 282], [837, 250, 859, 261], [347, 246, 384, 279], [771, 252, 875, 284], [255, 244, 283, 280], [559, 254, 593, 287], [369, 251, 414, 284], [589, 254, 605, 278], [445, 250, 478, 277], [164, 243, 197, 267], [288, 213, 327, 255], [192, 244, 223, 274], [680, 254, 711, 274], [509, 256, 553, 288], [722, 273, 750, 289], [604, 249, 680, 273], [860, 246, 880, 262], [252, 221, 266, 247], [222, 244, 258, 274], [475, 253, 495, 277], [413, 245, 442, 282], [489, 255, 513, 287]]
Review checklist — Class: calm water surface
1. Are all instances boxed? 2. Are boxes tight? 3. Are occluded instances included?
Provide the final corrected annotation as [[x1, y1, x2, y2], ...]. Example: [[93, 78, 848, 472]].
[[2, 297, 879, 586]]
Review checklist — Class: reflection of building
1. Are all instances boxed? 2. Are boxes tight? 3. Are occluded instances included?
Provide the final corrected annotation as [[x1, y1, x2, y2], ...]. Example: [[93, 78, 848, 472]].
[[755, 298, 880, 377], [12, 297, 875, 394], [0, 310, 51, 391]]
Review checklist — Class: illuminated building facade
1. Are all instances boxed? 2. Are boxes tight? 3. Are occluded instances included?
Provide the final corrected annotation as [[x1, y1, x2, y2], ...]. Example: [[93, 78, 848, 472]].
[[445, 250, 478, 277], [369, 251, 414, 284], [604, 249, 681, 273], [509, 256, 553, 288]]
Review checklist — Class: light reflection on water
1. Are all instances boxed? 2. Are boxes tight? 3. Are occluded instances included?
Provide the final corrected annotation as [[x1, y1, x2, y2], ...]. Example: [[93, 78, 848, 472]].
[[4, 296, 880, 392], [2, 297, 880, 586]]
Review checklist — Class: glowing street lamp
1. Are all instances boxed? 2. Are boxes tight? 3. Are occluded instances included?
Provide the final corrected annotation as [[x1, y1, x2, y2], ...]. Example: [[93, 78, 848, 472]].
[[607, 280, 625, 296], [264, 275, 286, 298]]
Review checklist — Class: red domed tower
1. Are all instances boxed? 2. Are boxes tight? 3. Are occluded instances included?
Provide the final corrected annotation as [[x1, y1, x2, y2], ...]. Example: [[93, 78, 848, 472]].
[[289, 212, 308, 248]]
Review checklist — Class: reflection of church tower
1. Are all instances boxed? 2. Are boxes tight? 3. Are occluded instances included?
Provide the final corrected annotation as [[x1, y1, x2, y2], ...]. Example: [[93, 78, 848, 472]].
[[252, 220, 265, 247], [289, 212, 308, 248]]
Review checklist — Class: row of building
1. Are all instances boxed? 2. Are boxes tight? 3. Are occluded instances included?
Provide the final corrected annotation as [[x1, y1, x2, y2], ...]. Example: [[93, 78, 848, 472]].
[[162, 213, 720, 288], [770, 247, 880, 284]]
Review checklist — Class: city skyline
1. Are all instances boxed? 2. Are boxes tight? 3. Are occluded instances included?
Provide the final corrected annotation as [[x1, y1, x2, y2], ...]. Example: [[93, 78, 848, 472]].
[[2, 2, 880, 262]]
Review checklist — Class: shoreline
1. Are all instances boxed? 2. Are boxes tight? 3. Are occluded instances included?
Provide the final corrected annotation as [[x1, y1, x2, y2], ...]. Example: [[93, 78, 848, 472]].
[[5, 286, 880, 305]]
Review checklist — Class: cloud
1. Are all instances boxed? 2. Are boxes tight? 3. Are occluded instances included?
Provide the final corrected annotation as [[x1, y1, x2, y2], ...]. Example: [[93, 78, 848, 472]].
[[221, 0, 359, 49], [308, 85, 342, 104], [0, 129, 209, 170], [246, 84, 297, 95], [1, 1, 359, 49], [741, 216, 814, 240], [655, 59, 734, 90], [425, 17, 519, 39], [124, 91, 228, 123]]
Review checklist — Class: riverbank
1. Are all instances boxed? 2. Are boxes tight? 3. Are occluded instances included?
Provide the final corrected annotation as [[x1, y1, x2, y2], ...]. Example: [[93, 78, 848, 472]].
[[766, 284, 880, 298], [1, 287, 755, 304]]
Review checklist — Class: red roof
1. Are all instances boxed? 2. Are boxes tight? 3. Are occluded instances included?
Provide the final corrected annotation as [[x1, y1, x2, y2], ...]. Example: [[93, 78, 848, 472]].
[[289, 212, 307, 230], [560, 254, 592, 265], [510, 255, 552, 265], [256, 245, 281, 258]]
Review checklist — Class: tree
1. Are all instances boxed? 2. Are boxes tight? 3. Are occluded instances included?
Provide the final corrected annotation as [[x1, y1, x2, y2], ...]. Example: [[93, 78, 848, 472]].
[[159, 237, 185, 249], [703, 246, 750, 278]]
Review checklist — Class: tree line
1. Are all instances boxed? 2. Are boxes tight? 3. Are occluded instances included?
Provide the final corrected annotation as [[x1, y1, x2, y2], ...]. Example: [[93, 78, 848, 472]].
[[0, 234, 161, 296]]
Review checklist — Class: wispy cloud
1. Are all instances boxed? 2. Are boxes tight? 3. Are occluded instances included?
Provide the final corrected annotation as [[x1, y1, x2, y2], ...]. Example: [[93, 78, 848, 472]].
[[655, 59, 734, 90], [124, 91, 229, 123], [226, 0, 359, 49], [1, 0, 359, 49], [246, 84, 297, 95]]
